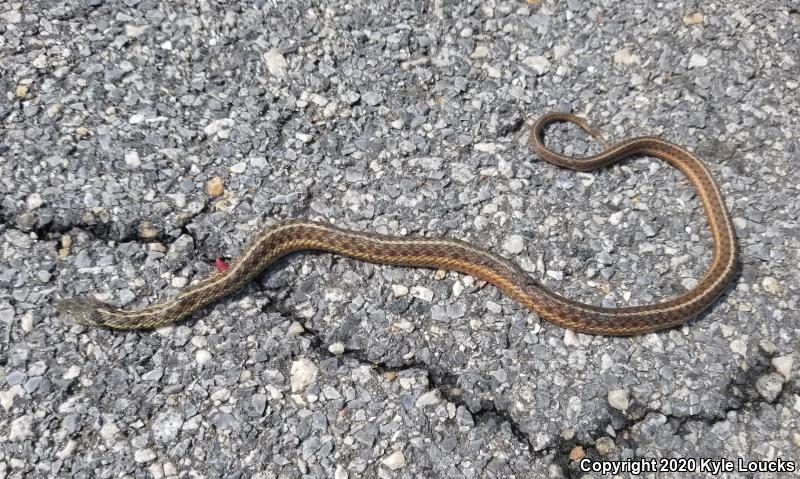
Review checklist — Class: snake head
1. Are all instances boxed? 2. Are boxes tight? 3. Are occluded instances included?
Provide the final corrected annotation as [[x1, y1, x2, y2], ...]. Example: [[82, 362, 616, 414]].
[[57, 297, 113, 327]]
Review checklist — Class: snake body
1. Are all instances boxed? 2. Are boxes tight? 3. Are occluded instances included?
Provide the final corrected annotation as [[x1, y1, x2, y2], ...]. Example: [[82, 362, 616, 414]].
[[58, 113, 737, 335]]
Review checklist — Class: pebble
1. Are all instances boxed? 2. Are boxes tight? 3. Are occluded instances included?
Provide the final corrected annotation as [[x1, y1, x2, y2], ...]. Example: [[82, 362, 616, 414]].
[[152, 411, 184, 441], [595, 437, 617, 455], [683, 11, 704, 25], [15, 84, 29, 97], [63, 365, 80, 380], [9, 415, 33, 441], [328, 342, 345, 355], [729, 339, 747, 357], [607, 389, 630, 411], [207, 177, 225, 197], [362, 91, 383, 106], [125, 150, 141, 167], [415, 389, 441, 407], [608, 211, 624, 226], [771, 355, 793, 379], [569, 445, 585, 462], [195, 349, 212, 364], [410, 286, 433, 302], [503, 235, 524, 254], [134, 448, 157, 463], [142, 368, 163, 381], [100, 421, 120, 441], [335, 465, 349, 479], [688, 53, 709, 68], [264, 48, 288, 78], [755, 373, 784, 402], [613, 48, 640, 65], [761, 277, 782, 295], [523, 55, 550, 75], [392, 284, 409, 298], [204, 118, 235, 138], [381, 450, 406, 470], [290, 357, 319, 392], [287, 321, 305, 335]]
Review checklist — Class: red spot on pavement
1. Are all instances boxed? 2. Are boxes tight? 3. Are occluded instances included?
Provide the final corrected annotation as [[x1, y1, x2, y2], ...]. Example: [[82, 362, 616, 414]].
[[215, 257, 230, 272]]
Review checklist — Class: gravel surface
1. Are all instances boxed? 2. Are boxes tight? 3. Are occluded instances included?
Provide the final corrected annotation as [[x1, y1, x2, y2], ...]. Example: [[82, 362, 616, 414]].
[[1, 1, 798, 478]]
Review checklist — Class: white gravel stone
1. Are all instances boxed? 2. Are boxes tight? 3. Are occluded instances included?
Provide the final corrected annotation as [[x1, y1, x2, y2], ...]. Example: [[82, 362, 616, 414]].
[[0, 385, 23, 411], [772, 355, 793, 379], [688, 53, 708, 68], [613, 48, 640, 65], [392, 284, 409, 298], [607, 389, 630, 411], [410, 286, 434, 302], [204, 118, 235, 138], [563, 330, 579, 347], [264, 48, 289, 78], [9, 415, 33, 441], [730, 339, 747, 357], [755, 373, 784, 402], [195, 349, 212, 364], [63, 365, 80, 380], [415, 389, 441, 407], [523, 55, 550, 75], [287, 321, 305, 335], [382, 450, 406, 470], [503, 235, 524, 254], [125, 150, 141, 167], [135, 448, 157, 463], [152, 411, 184, 442], [608, 211, 624, 225], [290, 357, 319, 392], [100, 421, 120, 441], [334, 464, 349, 479], [328, 342, 346, 355], [761, 276, 782, 295]]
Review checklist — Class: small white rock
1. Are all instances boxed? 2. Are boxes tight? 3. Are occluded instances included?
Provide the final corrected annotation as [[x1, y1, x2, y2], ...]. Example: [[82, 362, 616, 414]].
[[63, 365, 80, 380], [392, 284, 409, 298], [471, 45, 489, 59], [608, 211, 624, 226], [264, 48, 289, 78], [100, 421, 120, 441], [204, 118, 235, 138], [9, 415, 33, 441], [134, 448, 157, 463], [0, 385, 23, 411], [563, 330, 579, 347], [553, 44, 570, 60], [415, 389, 441, 407], [125, 151, 141, 167], [688, 53, 708, 68], [290, 357, 319, 392], [26, 192, 44, 210], [607, 389, 630, 411], [382, 450, 406, 470], [613, 48, 641, 65], [503, 235, 524, 254], [287, 321, 305, 335], [730, 338, 747, 357], [772, 355, 793, 380], [761, 276, 782, 296], [523, 55, 550, 75], [57, 439, 77, 459], [410, 286, 434, 302], [328, 342, 346, 355], [334, 464, 349, 479], [195, 349, 212, 364]]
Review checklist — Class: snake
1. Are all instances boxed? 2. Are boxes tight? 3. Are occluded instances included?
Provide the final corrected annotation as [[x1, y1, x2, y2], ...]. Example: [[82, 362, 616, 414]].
[[57, 113, 738, 335]]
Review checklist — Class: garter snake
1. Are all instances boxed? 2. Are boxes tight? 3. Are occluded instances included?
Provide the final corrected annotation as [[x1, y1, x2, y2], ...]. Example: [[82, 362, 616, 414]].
[[58, 113, 738, 335]]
